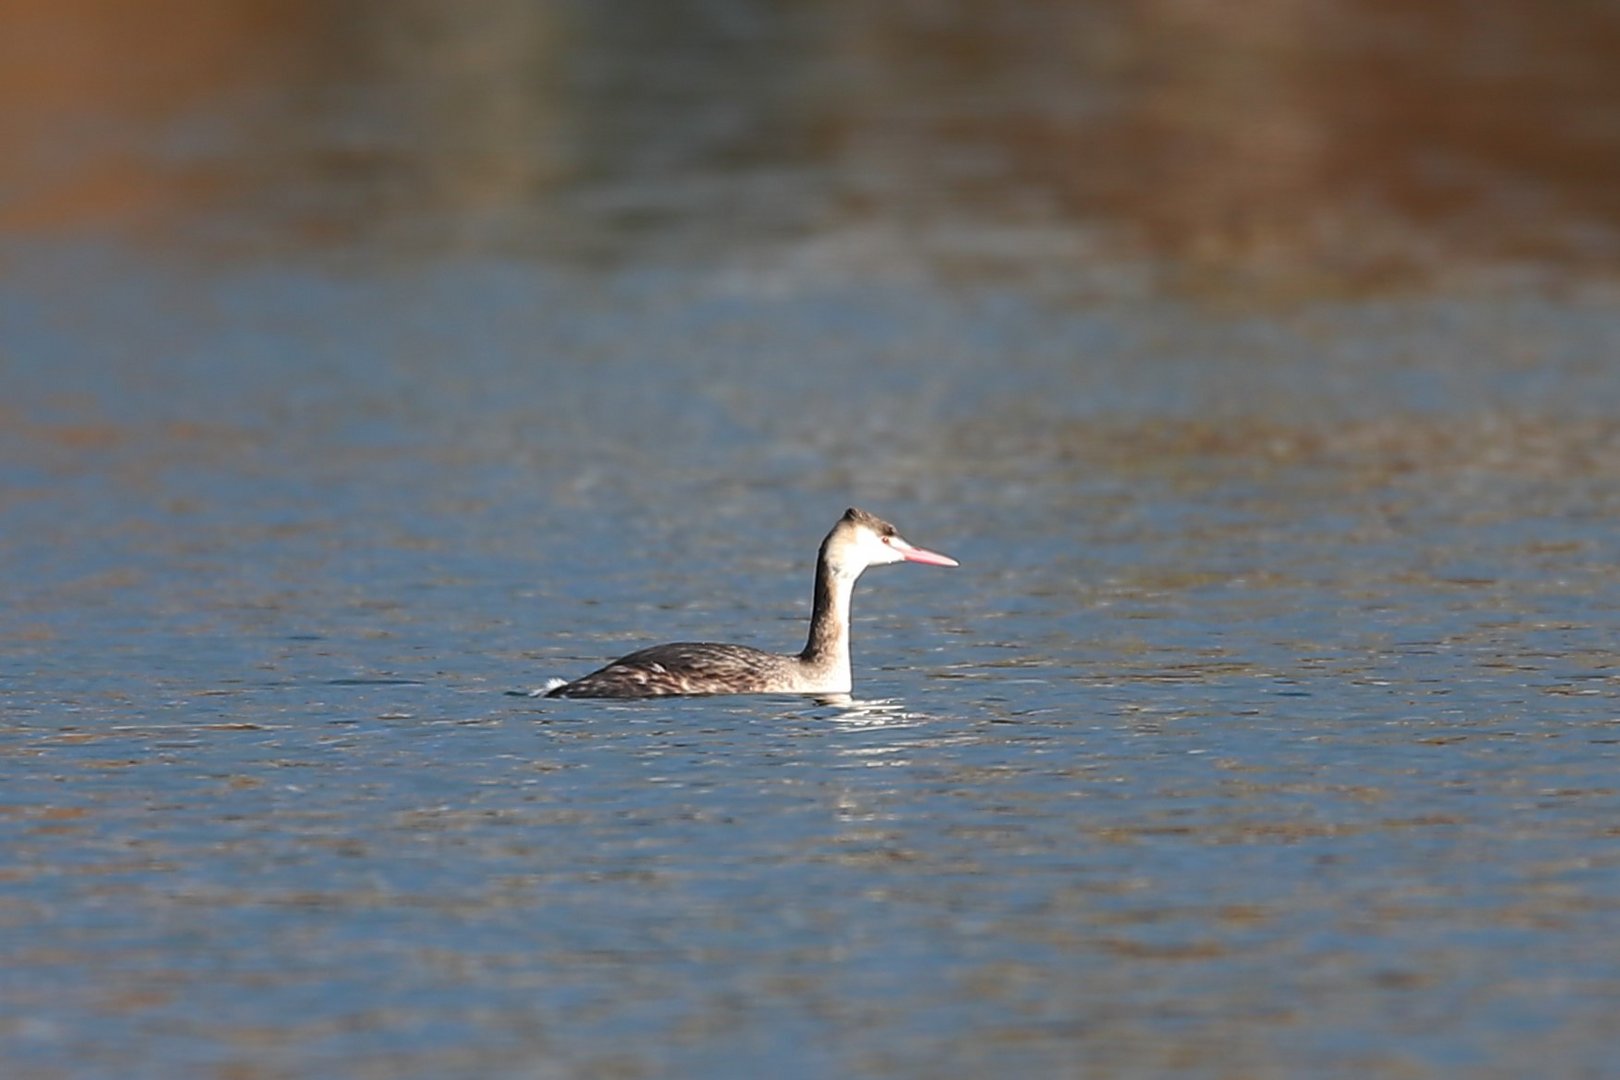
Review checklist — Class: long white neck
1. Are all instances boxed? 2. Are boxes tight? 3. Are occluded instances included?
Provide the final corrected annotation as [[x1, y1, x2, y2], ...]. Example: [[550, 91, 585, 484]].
[[798, 553, 859, 692]]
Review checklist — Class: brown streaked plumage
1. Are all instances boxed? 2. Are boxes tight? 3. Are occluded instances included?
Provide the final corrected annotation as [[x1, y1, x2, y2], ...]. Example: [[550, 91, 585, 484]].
[[545, 508, 958, 698]]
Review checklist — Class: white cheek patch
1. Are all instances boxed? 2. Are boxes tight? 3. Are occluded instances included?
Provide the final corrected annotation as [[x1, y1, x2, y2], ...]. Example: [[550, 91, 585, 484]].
[[874, 533, 907, 562]]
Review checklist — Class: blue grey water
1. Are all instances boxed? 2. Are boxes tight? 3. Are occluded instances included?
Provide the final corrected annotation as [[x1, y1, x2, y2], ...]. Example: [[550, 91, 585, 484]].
[[6, 246, 1620, 1078], [8, 1, 1620, 1075]]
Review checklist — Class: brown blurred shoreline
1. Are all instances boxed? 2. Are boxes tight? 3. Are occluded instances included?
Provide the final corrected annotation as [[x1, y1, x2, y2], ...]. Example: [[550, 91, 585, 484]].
[[4, 0, 1618, 290]]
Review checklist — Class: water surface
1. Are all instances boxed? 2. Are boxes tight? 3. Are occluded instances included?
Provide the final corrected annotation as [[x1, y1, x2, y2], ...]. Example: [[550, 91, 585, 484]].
[[5, 3, 1620, 1077]]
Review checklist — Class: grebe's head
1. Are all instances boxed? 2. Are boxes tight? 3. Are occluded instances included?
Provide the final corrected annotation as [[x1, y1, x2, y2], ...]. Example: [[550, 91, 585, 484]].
[[823, 507, 959, 577]]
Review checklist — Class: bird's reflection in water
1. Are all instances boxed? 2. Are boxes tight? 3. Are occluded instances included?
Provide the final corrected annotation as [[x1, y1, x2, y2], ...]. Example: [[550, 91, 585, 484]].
[[807, 695, 932, 733]]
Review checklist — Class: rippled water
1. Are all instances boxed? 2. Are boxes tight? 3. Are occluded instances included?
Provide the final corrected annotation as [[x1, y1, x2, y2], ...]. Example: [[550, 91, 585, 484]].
[[8, 2, 1620, 1076], [6, 248, 1620, 1078]]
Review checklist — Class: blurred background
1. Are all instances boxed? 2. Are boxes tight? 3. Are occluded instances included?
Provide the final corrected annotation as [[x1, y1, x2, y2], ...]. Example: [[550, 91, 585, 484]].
[[7, 0, 1620, 292]]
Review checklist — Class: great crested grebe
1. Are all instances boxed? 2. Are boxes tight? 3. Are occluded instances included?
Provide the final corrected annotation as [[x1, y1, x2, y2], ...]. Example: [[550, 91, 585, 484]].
[[545, 508, 958, 698]]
